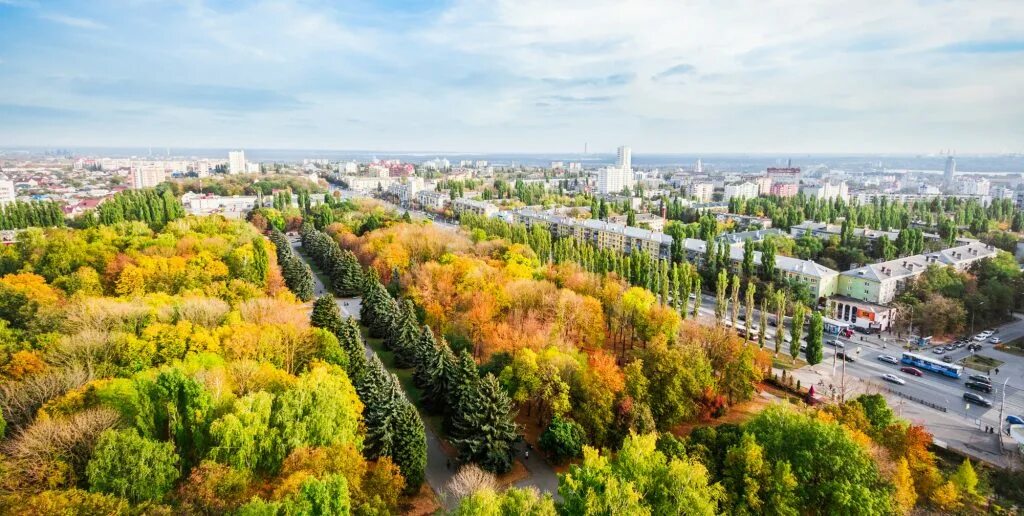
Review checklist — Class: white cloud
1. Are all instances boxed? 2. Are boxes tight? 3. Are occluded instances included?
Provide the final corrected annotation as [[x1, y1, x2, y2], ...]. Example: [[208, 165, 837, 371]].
[[39, 13, 106, 30]]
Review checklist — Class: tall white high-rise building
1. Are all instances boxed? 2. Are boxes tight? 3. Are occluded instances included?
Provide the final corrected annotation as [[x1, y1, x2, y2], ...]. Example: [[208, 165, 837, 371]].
[[132, 164, 166, 189], [229, 150, 247, 175], [944, 156, 956, 190], [723, 182, 759, 200], [616, 145, 632, 172], [695, 158, 703, 173], [0, 175, 16, 206], [598, 166, 634, 195]]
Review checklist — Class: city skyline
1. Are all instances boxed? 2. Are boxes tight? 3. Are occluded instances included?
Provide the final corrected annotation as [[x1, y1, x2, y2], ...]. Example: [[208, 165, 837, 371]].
[[1, 1, 1023, 153]]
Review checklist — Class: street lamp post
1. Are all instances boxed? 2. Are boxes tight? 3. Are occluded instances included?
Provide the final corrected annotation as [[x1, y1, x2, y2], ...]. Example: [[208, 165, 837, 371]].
[[998, 377, 1010, 452]]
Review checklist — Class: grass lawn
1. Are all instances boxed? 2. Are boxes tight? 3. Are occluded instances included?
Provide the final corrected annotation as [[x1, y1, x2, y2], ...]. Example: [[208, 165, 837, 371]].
[[772, 353, 807, 371], [995, 338, 1024, 357], [958, 354, 1005, 373]]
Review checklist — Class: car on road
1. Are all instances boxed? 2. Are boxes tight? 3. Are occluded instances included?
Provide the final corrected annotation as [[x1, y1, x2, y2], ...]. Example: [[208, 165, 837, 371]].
[[963, 392, 992, 407], [900, 366, 924, 377], [877, 354, 899, 365], [942, 356, 953, 363], [965, 381, 993, 393], [1007, 415, 1024, 425], [836, 351, 856, 363], [932, 347, 945, 355], [882, 374, 906, 385], [967, 343, 983, 352], [974, 334, 988, 342], [968, 374, 992, 384], [989, 337, 1002, 344], [828, 340, 845, 348]]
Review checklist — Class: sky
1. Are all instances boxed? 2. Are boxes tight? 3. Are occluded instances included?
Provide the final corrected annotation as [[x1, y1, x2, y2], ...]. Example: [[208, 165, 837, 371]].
[[1, 0, 1023, 154]]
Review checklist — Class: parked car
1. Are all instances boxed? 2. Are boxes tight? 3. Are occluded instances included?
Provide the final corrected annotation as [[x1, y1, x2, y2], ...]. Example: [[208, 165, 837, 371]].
[[900, 367, 924, 377], [942, 356, 953, 363], [963, 392, 992, 407], [968, 374, 992, 384], [1007, 415, 1024, 425], [989, 337, 1002, 344], [877, 354, 899, 365], [932, 348, 945, 355], [965, 381, 993, 393], [974, 334, 988, 342], [882, 373, 906, 385]]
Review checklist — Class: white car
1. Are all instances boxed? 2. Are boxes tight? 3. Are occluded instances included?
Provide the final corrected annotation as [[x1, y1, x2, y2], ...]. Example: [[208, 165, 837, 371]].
[[989, 337, 1001, 344], [828, 340, 845, 348], [974, 334, 987, 342], [877, 355, 899, 365], [882, 374, 906, 385]]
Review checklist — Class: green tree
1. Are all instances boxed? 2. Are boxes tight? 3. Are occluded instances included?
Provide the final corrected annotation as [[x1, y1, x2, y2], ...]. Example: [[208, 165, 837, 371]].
[[208, 392, 283, 472], [790, 302, 806, 359], [722, 433, 798, 516], [806, 312, 823, 365], [715, 269, 728, 324], [773, 291, 787, 356], [86, 429, 180, 503], [635, 342, 715, 429], [450, 374, 519, 474], [539, 417, 586, 463], [310, 296, 343, 334], [729, 274, 741, 329], [742, 239, 756, 277], [744, 281, 756, 342]]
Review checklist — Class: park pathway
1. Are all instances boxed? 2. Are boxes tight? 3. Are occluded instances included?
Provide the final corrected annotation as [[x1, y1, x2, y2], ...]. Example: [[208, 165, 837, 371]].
[[290, 237, 560, 509]]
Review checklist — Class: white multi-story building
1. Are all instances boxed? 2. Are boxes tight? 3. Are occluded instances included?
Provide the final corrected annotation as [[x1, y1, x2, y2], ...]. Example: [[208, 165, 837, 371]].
[[0, 175, 16, 206], [452, 198, 498, 217], [802, 181, 849, 201], [957, 177, 990, 196], [598, 166, 635, 195], [755, 176, 773, 195], [617, 145, 631, 172], [417, 190, 448, 211], [181, 192, 259, 218], [387, 176, 425, 204], [246, 162, 261, 174], [228, 151, 247, 175], [131, 164, 166, 189], [944, 156, 957, 191], [723, 181, 758, 200], [687, 182, 714, 202]]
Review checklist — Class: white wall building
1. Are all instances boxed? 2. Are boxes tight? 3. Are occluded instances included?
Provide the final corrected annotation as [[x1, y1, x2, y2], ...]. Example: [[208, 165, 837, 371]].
[[228, 151, 247, 175], [957, 177, 990, 196], [617, 145, 631, 172], [802, 181, 849, 201], [0, 175, 16, 206], [598, 166, 634, 195], [131, 164, 167, 189], [723, 181, 758, 200], [687, 182, 714, 202]]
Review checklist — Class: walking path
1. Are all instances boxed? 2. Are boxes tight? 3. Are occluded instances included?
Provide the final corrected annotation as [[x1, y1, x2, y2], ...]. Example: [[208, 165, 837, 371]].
[[290, 237, 561, 509]]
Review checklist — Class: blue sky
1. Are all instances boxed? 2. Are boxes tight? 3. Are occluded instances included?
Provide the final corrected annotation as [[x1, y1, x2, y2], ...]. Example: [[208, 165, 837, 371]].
[[1, 0, 1022, 153]]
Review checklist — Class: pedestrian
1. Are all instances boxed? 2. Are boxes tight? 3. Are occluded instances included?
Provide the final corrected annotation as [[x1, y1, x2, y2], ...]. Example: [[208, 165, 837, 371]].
[[525, 450, 529, 460], [446, 459, 450, 470]]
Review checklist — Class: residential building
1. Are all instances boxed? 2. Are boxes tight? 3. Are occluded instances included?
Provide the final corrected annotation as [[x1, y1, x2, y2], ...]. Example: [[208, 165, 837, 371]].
[[608, 212, 665, 232], [386, 176, 424, 204], [715, 213, 773, 230], [682, 238, 839, 301], [957, 177, 990, 196], [755, 176, 773, 195], [723, 181, 758, 200], [181, 192, 259, 218], [514, 209, 672, 260], [246, 162, 261, 174], [452, 198, 498, 217], [228, 151, 247, 175], [617, 145, 632, 172], [766, 167, 801, 183], [345, 176, 396, 191], [0, 175, 15, 206], [802, 181, 849, 201], [598, 166, 634, 195], [416, 189, 448, 211], [131, 164, 166, 189], [944, 156, 956, 191], [715, 228, 783, 245], [769, 182, 798, 197], [687, 182, 714, 202], [838, 242, 999, 305]]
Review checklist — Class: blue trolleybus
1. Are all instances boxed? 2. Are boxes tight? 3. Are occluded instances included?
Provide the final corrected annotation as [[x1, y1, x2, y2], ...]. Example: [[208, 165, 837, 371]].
[[900, 352, 963, 379]]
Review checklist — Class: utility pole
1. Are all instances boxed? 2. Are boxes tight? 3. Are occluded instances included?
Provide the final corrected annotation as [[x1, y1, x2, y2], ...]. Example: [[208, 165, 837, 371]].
[[841, 351, 847, 403]]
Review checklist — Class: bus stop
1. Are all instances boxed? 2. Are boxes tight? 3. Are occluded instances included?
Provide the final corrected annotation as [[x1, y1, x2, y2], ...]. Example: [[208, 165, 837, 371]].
[[822, 317, 853, 337]]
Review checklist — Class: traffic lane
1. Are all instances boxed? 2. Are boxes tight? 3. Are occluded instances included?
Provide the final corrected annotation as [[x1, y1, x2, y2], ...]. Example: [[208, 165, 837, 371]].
[[823, 347, 999, 414]]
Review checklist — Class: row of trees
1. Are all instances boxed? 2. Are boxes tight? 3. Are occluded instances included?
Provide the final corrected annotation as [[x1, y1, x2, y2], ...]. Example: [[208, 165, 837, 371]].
[[299, 222, 363, 296], [268, 229, 315, 301], [360, 270, 520, 474], [310, 296, 427, 492], [80, 188, 184, 229], [0, 200, 64, 230]]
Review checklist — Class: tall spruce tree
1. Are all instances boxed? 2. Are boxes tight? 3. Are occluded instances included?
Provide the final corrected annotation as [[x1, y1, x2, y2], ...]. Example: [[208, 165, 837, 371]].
[[338, 317, 368, 388], [450, 374, 519, 474], [310, 296, 343, 334], [423, 341, 458, 414]]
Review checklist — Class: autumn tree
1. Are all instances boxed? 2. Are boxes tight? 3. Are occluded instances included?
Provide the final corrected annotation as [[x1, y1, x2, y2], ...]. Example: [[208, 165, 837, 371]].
[[744, 280, 756, 342], [773, 290, 787, 355], [729, 274, 741, 328]]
